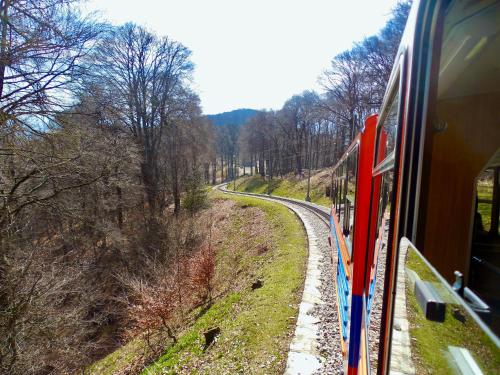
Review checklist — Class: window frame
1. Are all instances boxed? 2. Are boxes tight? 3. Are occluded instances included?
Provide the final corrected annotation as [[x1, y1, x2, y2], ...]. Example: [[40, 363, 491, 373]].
[[373, 62, 403, 177]]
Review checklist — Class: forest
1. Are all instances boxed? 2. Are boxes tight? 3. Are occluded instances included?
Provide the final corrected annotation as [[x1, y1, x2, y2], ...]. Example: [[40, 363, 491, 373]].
[[0, 0, 410, 373]]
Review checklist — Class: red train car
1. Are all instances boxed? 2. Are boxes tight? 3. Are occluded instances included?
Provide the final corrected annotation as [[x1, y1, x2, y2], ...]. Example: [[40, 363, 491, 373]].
[[328, 0, 500, 373]]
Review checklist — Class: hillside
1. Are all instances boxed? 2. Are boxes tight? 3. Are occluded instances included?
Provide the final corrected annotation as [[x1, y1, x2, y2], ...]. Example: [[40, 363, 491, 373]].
[[89, 193, 307, 374], [207, 108, 258, 126]]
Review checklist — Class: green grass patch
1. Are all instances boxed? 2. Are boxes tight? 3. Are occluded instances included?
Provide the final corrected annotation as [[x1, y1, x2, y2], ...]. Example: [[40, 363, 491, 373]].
[[87, 337, 150, 375], [405, 249, 500, 374], [234, 174, 332, 207]]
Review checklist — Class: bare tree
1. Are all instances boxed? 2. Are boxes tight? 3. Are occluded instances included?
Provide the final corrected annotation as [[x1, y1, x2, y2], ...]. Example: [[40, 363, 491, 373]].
[[89, 23, 194, 217], [0, 0, 100, 122]]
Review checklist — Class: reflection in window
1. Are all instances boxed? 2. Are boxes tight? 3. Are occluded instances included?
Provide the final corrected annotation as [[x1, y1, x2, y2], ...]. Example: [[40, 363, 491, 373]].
[[390, 240, 500, 375], [470, 162, 500, 336], [376, 173, 393, 234], [474, 168, 499, 236], [378, 81, 400, 162]]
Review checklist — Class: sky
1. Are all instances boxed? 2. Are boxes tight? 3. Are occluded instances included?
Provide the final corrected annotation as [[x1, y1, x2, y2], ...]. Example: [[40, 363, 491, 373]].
[[85, 0, 400, 115]]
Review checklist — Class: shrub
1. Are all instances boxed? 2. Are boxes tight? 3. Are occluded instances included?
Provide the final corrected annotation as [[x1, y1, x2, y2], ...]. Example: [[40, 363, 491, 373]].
[[182, 170, 209, 213], [189, 244, 216, 305]]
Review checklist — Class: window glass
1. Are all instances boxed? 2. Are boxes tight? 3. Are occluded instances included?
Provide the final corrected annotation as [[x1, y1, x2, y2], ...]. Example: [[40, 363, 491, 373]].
[[470, 164, 500, 337], [346, 150, 358, 250], [474, 168, 499, 235], [375, 73, 400, 170], [367, 52, 401, 373], [390, 240, 500, 375]]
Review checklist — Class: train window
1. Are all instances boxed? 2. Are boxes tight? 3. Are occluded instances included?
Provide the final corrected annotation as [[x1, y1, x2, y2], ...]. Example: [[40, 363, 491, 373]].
[[345, 148, 358, 255], [376, 173, 393, 233], [333, 145, 359, 257], [374, 69, 401, 173], [469, 152, 500, 337], [415, 0, 500, 324], [474, 165, 499, 236], [390, 239, 500, 375], [380, 90, 398, 160]]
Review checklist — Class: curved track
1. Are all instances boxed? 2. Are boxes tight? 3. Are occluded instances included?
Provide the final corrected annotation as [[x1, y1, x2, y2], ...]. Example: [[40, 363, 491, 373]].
[[218, 185, 330, 226], [218, 184, 342, 374]]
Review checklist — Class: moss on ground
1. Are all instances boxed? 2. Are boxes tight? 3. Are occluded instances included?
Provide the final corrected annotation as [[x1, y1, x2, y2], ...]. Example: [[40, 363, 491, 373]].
[[405, 249, 500, 374], [89, 192, 307, 374], [233, 173, 332, 207]]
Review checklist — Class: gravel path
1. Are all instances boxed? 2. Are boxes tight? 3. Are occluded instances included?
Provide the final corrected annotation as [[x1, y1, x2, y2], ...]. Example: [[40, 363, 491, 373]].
[[311, 218, 343, 374]]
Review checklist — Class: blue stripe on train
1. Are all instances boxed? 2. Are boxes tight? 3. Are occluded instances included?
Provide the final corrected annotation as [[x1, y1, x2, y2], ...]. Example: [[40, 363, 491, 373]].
[[348, 294, 363, 368], [331, 221, 350, 342]]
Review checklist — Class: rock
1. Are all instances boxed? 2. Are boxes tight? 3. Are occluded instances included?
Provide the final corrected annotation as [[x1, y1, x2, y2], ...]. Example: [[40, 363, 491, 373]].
[[252, 279, 263, 290], [203, 327, 220, 350]]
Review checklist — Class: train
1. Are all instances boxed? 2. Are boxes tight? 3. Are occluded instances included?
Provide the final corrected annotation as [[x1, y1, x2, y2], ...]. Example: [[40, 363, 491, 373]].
[[327, 0, 500, 374]]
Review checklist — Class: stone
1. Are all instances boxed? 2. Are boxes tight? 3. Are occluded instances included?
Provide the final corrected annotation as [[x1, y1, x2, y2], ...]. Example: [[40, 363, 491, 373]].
[[251, 279, 263, 290], [203, 327, 220, 350]]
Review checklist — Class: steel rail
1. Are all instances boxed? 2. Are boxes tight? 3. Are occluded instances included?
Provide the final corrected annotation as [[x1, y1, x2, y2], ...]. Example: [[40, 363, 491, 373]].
[[217, 184, 330, 227]]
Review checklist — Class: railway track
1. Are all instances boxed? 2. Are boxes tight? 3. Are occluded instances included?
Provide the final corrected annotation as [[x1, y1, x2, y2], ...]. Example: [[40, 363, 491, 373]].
[[218, 183, 342, 374], [217, 184, 331, 227]]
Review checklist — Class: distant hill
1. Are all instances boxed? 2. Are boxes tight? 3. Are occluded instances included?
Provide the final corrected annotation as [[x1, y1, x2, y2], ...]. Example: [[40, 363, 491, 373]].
[[207, 108, 258, 127]]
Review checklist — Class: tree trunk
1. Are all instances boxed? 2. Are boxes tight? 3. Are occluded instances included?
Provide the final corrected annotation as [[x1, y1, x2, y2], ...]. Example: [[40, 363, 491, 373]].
[[116, 186, 123, 229], [259, 153, 265, 177], [0, 0, 11, 100], [296, 154, 302, 176], [172, 163, 180, 215], [220, 155, 224, 181], [212, 158, 216, 185]]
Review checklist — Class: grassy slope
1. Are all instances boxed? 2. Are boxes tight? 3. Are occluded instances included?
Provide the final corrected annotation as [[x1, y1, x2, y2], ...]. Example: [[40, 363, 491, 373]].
[[405, 249, 500, 374], [233, 171, 332, 208], [89, 193, 307, 374]]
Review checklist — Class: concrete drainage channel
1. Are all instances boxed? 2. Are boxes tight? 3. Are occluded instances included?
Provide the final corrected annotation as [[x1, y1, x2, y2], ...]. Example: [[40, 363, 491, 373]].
[[219, 186, 343, 374]]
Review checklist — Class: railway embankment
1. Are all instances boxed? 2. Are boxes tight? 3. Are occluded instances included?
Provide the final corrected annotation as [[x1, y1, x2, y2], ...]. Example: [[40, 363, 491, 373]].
[[222, 185, 391, 374], [219, 186, 344, 374], [89, 192, 308, 374]]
